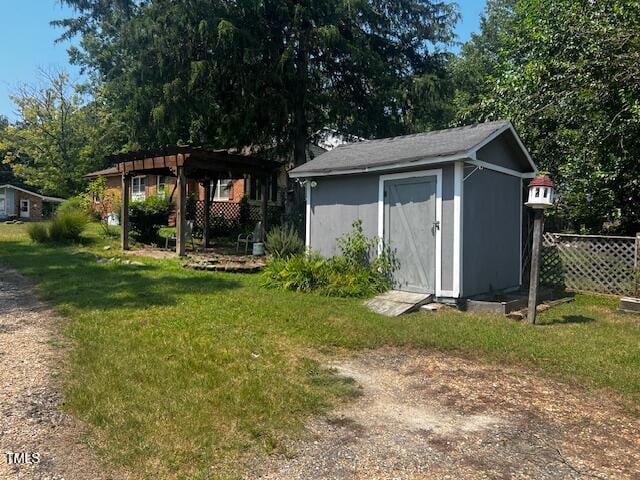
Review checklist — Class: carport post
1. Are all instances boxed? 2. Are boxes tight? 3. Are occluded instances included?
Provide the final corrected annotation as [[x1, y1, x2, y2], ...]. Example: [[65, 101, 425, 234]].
[[120, 173, 130, 251], [260, 175, 269, 241], [202, 180, 211, 250], [176, 166, 187, 257]]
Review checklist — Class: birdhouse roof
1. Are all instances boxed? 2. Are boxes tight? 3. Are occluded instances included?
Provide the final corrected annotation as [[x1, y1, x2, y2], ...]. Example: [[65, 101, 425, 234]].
[[528, 175, 555, 188]]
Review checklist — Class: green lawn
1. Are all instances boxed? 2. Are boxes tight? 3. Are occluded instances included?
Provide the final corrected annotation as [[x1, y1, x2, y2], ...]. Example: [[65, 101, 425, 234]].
[[1, 222, 639, 479]]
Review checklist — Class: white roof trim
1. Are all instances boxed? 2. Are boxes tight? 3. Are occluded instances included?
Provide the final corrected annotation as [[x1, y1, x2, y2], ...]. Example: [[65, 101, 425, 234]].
[[0, 184, 65, 203], [468, 121, 538, 174], [290, 121, 538, 179]]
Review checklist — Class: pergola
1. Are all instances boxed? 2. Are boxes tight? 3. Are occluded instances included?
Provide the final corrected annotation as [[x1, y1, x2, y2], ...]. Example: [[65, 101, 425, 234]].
[[109, 146, 281, 256]]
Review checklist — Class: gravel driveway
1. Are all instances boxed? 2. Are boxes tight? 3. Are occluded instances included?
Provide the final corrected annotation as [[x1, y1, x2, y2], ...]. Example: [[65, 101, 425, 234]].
[[250, 349, 640, 480], [0, 268, 111, 480]]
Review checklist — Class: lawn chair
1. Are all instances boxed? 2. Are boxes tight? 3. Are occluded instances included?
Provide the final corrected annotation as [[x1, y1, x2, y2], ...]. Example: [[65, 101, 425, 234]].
[[237, 221, 262, 254], [165, 220, 195, 250]]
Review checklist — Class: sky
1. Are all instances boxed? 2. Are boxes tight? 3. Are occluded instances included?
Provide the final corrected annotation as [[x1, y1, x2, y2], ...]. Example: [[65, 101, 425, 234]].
[[0, 0, 487, 121]]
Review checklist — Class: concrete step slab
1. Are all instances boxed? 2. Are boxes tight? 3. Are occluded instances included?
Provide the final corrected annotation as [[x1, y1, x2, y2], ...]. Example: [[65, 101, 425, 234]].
[[365, 290, 433, 317]]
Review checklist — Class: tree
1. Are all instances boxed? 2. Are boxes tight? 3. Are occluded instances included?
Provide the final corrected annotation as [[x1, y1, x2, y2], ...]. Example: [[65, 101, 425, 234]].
[[86, 176, 120, 236], [56, 0, 459, 164], [0, 116, 21, 186], [0, 71, 125, 198], [450, 0, 517, 123], [454, 0, 640, 234]]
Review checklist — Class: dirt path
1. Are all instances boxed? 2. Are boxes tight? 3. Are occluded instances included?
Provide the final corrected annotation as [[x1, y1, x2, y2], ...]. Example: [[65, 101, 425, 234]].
[[250, 349, 640, 480], [0, 268, 111, 480]]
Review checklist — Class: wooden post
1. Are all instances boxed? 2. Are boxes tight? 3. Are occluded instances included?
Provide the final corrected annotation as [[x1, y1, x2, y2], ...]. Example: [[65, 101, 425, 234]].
[[260, 175, 269, 242], [176, 167, 186, 257], [527, 209, 545, 324], [120, 173, 130, 251], [202, 180, 211, 250]]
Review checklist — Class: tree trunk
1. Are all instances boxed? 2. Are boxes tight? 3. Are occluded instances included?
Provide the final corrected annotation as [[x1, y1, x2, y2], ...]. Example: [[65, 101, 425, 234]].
[[286, 41, 309, 231]]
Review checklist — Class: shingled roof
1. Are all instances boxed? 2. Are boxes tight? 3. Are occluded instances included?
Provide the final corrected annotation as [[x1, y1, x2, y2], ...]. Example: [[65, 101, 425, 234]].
[[289, 120, 530, 177]]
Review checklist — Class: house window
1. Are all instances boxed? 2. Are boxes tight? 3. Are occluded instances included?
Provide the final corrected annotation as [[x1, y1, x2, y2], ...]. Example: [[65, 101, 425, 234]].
[[132, 176, 146, 201], [157, 176, 168, 199], [249, 174, 278, 202], [212, 179, 233, 201], [0, 197, 4, 214]]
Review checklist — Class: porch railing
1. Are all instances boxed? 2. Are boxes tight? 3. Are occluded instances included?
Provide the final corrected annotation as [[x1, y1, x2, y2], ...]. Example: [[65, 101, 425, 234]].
[[190, 200, 282, 237]]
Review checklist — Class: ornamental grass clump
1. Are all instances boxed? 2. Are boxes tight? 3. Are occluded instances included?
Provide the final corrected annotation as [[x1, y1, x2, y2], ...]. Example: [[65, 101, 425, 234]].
[[48, 209, 88, 243], [28, 197, 89, 244], [262, 220, 397, 298], [265, 224, 305, 258], [27, 222, 49, 243]]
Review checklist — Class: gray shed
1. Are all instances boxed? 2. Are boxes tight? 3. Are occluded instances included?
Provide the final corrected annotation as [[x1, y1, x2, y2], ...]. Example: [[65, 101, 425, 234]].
[[289, 120, 538, 300]]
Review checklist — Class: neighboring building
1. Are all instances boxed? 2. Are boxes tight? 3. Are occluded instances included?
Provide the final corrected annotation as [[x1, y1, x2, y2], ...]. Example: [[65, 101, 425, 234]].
[[0, 185, 64, 221], [289, 120, 538, 300]]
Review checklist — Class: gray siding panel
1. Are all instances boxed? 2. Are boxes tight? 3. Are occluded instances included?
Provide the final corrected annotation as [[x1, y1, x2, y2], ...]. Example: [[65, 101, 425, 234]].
[[309, 175, 379, 257], [462, 169, 522, 296], [308, 165, 455, 293], [476, 131, 533, 173], [440, 165, 454, 292]]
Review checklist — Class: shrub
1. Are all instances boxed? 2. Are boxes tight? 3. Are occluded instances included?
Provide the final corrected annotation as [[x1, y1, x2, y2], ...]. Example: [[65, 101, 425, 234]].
[[262, 220, 397, 298], [262, 254, 330, 292], [265, 224, 305, 258], [27, 222, 49, 243], [49, 210, 88, 243], [57, 196, 92, 217], [129, 195, 173, 243]]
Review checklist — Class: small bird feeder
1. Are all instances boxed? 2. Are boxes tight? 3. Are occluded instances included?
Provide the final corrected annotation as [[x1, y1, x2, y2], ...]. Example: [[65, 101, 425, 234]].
[[525, 175, 555, 209]]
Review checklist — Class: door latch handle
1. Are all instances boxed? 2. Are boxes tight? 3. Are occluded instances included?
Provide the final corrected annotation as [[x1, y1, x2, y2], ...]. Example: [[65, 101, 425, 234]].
[[432, 220, 440, 230]]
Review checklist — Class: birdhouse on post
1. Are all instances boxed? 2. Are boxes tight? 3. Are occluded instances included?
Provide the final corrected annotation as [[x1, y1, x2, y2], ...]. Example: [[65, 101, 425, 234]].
[[525, 175, 555, 209], [525, 174, 556, 324]]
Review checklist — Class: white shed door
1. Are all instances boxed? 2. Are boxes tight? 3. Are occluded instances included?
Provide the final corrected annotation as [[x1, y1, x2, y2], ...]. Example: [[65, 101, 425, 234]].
[[383, 176, 437, 294]]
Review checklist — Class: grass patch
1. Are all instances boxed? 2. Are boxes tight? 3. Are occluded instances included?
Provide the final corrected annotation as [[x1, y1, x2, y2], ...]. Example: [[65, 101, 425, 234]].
[[1, 222, 639, 479]]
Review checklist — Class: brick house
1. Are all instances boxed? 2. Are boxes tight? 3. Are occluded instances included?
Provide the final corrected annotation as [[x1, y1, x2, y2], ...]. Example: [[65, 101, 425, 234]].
[[85, 144, 326, 226], [85, 165, 287, 227], [0, 184, 64, 221]]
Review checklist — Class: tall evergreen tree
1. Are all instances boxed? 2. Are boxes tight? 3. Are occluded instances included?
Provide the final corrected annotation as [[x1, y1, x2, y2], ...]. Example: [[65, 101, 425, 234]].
[[56, 0, 459, 168]]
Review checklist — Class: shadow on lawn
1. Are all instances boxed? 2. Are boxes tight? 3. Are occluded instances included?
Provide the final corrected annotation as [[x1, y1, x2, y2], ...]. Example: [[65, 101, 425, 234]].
[[539, 315, 595, 326], [0, 241, 241, 311]]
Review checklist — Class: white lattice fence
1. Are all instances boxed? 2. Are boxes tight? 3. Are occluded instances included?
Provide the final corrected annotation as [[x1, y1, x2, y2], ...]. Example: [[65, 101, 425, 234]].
[[541, 233, 639, 296]]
